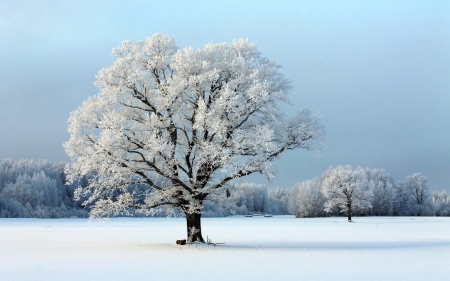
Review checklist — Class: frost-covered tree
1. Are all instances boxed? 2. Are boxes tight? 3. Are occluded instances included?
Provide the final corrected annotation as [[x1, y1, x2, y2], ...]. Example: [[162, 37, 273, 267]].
[[232, 183, 269, 214], [267, 186, 290, 215], [200, 183, 289, 216], [321, 166, 373, 222], [392, 181, 417, 216], [290, 178, 326, 218], [0, 159, 87, 218], [366, 168, 395, 216], [432, 190, 450, 216], [404, 173, 433, 216], [64, 34, 324, 242]]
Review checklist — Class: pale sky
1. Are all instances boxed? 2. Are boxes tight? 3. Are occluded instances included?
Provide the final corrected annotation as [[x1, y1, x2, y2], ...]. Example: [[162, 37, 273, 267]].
[[1, 0, 449, 190]]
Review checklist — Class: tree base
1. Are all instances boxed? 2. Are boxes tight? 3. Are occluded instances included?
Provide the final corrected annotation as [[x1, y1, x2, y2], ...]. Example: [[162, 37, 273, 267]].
[[186, 212, 205, 243]]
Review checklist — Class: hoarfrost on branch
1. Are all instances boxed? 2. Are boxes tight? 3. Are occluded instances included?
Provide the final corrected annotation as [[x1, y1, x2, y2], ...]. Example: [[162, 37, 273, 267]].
[[64, 34, 324, 241]]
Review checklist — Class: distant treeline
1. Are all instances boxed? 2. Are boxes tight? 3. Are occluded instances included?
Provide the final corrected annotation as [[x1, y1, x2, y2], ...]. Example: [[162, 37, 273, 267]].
[[0, 159, 449, 218], [0, 159, 87, 218], [290, 166, 450, 218]]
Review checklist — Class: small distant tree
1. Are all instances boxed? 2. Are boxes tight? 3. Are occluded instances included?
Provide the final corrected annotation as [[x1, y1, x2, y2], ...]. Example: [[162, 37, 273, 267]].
[[366, 168, 395, 216], [64, 34, 324, 242], [393, 181, 417, 216], [432, 190, 450, 216], [321, 166, 373, 222], [290, 178, 326, 218], [268, 187, 290, 215], [404, 173, 433, 215]]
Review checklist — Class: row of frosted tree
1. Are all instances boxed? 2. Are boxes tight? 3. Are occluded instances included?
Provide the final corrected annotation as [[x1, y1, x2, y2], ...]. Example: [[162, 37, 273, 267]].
[[290, 165, 450, 219], [1, 159, 449, 218], [0, 159, 87, 218]]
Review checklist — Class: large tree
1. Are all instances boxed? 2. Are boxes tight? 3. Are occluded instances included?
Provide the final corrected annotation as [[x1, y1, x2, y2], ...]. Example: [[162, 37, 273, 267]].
[[64, 34, 323, 242]]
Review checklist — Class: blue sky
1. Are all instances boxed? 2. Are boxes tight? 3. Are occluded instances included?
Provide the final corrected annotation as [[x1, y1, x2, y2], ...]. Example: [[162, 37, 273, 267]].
[[1, 0, 449, 190]]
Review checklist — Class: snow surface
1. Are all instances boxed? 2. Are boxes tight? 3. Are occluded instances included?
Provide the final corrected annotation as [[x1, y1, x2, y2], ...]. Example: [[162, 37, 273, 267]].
[[1, 216, 449, 281]]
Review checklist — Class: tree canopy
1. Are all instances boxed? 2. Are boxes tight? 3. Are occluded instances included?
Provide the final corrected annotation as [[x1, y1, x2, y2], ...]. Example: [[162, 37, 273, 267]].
[[64, 34, 324, 241]]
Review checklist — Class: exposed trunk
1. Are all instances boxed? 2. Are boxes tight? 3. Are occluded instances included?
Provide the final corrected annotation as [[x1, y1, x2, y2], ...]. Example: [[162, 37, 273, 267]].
[[185, 212, 205, 243], [347, 201, 352, 222]]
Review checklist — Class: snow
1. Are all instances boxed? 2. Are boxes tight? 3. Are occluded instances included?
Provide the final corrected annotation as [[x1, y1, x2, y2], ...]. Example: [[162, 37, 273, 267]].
[[1, 216, 449, 280]]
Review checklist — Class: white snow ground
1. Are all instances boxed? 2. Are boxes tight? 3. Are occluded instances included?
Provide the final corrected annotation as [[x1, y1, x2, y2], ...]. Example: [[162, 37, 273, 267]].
[[1, 216, 449, 281]]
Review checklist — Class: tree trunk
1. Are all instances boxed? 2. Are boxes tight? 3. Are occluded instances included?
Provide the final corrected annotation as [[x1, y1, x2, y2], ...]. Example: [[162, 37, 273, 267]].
[[347, 202, 352, 222], [185, 212, 205, 243]]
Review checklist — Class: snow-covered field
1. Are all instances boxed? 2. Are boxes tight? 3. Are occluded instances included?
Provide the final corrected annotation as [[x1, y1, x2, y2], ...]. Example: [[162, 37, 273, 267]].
[[1, 216, 449, 281]]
